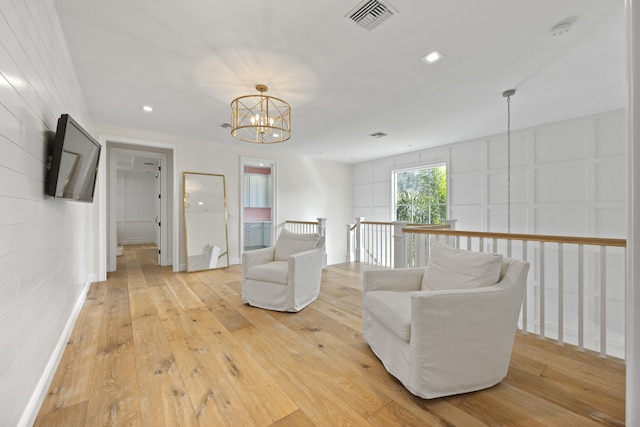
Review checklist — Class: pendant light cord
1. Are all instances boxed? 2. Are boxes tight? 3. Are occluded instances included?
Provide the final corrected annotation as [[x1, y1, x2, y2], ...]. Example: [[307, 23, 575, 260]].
[[507, 94, 511, 234], [503, 89, 516, 234]]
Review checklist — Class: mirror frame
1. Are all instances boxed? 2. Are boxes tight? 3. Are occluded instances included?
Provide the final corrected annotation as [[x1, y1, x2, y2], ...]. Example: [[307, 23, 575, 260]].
[[183, 172, 230, 272]]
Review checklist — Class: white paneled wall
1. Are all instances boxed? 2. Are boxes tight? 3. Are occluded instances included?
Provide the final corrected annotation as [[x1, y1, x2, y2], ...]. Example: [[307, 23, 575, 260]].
[[353, 108, 627, 356], [116, 171, 156, 245], [0, 1, 95, 426], [353, 109, 626, 235]]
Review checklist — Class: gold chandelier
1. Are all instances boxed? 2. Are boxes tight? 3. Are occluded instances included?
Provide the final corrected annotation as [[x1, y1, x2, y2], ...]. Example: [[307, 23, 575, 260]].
[[230, 84, 291, 143]]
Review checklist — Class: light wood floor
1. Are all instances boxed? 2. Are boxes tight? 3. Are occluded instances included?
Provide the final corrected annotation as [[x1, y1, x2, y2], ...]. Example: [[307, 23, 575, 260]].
[[35, 244, 625, 426]]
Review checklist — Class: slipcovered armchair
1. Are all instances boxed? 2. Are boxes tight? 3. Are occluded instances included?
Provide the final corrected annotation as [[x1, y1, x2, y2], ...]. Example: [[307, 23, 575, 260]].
[[362, 241, 530, 399], [242, 229, 325, 312]]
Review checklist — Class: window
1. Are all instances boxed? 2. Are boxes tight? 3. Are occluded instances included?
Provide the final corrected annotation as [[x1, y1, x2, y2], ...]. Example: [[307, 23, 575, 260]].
[[394, 164, 447, 224]]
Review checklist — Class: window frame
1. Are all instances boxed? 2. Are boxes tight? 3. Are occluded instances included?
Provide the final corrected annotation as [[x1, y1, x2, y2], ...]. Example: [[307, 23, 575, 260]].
[[392, 162, 449, 224]]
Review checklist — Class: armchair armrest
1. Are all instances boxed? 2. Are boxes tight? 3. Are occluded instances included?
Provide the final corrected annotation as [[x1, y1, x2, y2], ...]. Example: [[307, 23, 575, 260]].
[[411, 284, 520, 328], [410, 282, 524, 360], [242, 246, 276, 277], [289, 246, 324, 278], [407, 283, 525, 396], [363, 268, 424, 294]]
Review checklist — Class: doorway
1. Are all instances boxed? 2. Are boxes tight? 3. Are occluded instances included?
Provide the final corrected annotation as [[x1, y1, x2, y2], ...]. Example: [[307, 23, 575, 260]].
[[110, 148, 166, 269], [240, 157, 276, 253], [98, 135, 179, 280]]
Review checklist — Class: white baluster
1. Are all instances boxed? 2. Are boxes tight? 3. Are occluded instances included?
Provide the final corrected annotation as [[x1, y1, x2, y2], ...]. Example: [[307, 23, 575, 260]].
[[558, 243, 564, 346], [540, 242, 545, 339], [578, 244, 584, 352], [600, 246, 607, 358]]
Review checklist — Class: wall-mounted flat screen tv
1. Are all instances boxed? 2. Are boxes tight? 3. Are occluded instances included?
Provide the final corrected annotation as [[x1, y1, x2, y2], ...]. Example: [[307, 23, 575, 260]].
[[46, 114, 101, 202]]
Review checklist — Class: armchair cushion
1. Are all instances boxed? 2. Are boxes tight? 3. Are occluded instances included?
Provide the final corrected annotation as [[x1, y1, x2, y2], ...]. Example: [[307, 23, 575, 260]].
[[274, 229, 320, 261], [422, 241, 502, 291], [246, 260, 289, 284]]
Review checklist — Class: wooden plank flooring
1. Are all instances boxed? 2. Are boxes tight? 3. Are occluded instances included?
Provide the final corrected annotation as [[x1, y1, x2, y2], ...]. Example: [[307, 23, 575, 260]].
[[35, 244, 626, 426]]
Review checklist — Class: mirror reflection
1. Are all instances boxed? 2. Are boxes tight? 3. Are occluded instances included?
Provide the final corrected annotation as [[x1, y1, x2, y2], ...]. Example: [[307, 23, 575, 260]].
[[183, 172, 229, 271]]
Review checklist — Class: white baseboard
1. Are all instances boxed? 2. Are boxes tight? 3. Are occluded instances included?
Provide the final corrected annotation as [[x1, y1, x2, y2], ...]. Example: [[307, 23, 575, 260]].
[[327, 256, 349, 265], [119, 238, 156, 245], [18, 276, 93, 427]]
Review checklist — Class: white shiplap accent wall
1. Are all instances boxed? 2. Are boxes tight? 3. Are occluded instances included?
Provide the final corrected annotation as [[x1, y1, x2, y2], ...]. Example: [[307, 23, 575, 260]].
[[0, 1, 95, 426], [353, 108, 627, 356]]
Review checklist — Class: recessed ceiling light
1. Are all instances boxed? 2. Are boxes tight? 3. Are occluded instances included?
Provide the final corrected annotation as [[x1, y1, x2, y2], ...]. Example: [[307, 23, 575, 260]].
[[421, 50, 444, 64], [142, 105, 153, 112]]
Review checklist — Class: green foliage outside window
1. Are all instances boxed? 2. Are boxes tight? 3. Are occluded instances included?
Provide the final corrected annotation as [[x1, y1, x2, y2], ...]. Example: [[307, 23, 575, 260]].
[[395, 165, 447, 224]]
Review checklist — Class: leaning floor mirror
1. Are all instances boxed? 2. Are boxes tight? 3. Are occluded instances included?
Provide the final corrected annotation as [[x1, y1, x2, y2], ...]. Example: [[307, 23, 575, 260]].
[[183, 172, 229, 272]]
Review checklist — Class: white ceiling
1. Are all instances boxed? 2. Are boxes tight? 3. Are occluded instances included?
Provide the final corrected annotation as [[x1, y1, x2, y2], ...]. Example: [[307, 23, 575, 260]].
[[115, 152, 158, 173], [54, 0, 625, 164]]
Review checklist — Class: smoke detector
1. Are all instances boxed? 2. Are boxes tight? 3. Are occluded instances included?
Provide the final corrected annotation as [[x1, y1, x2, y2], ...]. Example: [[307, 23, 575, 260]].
[[346, 0, 398, 31]]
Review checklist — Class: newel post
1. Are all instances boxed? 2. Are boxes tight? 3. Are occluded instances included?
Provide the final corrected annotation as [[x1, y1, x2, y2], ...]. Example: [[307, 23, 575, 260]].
[[355, 217, 364, 262], [444, 218, 458, 247], [346, 224, 353, 262], [316, 217, 327, 236], [317, 217, 327, 267], [393, 221, 409, 268]]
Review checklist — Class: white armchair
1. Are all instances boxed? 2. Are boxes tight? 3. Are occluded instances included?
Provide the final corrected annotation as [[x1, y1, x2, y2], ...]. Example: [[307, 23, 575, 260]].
[[362, 242, 530, 399], [242, 229, 325, 312]]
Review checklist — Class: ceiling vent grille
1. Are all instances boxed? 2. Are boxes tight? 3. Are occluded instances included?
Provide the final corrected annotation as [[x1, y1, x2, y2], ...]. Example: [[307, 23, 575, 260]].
[[370, 132, 387, 138], [346, 0, 397, 31]]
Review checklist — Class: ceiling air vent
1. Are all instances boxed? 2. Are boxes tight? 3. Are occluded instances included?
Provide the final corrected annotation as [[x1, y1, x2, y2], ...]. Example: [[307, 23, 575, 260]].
[[346, 0, 397, 31]]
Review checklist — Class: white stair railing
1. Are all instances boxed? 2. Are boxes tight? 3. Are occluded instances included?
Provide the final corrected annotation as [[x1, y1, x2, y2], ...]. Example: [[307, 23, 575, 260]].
[[285, 217, 326, 235], [346, 218, 454, 267], [397, 228, 627, 359]]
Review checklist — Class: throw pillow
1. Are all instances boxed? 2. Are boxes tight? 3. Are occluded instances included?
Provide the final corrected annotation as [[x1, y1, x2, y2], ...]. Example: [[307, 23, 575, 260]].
[[274, 229, 320, 261], [421, 241, 503, 291]]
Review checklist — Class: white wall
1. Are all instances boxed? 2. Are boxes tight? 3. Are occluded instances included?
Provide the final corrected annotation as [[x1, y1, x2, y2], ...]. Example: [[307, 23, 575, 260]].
[[96, 125, 354, 267], [116, 171, 156, 245], [0, 1, 96, 426], [353, 108, 627, 356]]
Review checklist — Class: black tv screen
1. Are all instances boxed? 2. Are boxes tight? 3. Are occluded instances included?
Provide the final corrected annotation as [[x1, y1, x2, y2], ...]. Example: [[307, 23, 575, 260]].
[[47, 114, 101, 202]]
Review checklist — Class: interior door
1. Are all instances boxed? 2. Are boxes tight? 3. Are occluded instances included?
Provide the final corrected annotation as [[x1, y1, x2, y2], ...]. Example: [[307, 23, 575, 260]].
[[155, 166, 161, 265]]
